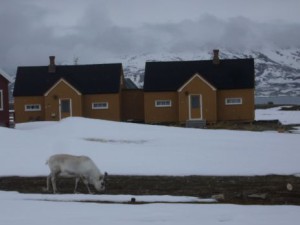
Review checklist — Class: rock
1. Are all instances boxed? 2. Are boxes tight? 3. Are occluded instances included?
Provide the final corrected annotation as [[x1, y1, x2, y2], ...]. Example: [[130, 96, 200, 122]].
[[287, 183, 293, 191], [212, 194, 225, 200], [248, 193, 268, 199]]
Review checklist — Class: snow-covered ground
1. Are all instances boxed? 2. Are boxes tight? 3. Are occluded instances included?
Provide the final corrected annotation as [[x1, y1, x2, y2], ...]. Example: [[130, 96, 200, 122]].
[[0, 107, 300, 225], [1, 190, 299, 225], [256, 106, 300, 125], [1, 107, 299, 177]]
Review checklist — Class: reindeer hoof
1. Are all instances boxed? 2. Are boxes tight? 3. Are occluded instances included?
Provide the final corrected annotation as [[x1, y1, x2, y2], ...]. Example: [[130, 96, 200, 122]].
[[42, 187, 49, 192]]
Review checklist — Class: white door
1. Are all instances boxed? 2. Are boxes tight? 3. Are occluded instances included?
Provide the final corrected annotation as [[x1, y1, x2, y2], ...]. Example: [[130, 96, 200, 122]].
[[59, 98, 72, 120], [189, 94, 202, 120]]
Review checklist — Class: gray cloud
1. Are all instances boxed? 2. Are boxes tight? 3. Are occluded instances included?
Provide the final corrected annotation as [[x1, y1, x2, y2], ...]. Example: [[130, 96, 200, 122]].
[[1, 0, 300, 74]]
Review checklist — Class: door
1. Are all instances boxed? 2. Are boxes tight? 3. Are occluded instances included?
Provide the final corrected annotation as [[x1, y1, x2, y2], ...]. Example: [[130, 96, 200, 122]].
[[59, 98, 72, 120], [189, 94, 202, 120]]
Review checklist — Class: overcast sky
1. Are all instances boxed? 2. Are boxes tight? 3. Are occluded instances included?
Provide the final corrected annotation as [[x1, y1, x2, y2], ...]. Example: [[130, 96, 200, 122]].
[[1, 0, 300, 74]]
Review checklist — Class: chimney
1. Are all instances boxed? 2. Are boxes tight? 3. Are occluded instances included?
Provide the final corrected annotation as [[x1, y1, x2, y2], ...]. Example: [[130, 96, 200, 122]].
[[213, 49, 220, 65], [48, 56, 56, 73]]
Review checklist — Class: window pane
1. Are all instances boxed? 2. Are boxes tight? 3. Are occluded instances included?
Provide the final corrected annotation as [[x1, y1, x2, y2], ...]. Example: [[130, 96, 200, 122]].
[[92, 102, 108, 109], [155, 100, 171, 107], [25, 104, 41, 111], [225, 98, 242, 105], [191, 96, 200, 108], [61, 100, 70, 113]]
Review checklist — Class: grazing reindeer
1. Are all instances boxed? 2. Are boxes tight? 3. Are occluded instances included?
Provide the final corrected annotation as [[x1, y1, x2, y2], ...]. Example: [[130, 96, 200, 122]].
[[46, 154, 107, 194]]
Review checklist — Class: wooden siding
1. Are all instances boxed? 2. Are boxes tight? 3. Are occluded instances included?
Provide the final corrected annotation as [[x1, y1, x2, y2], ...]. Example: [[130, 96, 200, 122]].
[[14, 96, 45, 123], [178, 75, 217, 123], [44, 79, 82, 121], [217, 89, 255, 122], [144, 92, 178, 123], [83, 94, 121, 121], [0, 76, 9, 127], [121, 90, 144, 122]]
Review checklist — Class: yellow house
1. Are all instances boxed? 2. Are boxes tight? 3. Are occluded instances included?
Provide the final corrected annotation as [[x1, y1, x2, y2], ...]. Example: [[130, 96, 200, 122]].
[[13, 56, 126, 123], [13, 51, 255, 127], [143, 50, 255, 126]]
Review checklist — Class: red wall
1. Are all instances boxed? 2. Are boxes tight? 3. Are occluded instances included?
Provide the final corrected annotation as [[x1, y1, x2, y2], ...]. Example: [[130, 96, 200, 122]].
[[0, 76, 10, 127]]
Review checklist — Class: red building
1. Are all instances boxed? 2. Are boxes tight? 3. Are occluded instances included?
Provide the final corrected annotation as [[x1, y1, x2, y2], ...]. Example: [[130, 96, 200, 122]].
[[0, 68, 13, 127]]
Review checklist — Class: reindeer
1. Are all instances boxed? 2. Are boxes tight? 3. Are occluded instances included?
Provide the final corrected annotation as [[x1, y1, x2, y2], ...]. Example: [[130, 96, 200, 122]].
[[46, 154, 107, 194]]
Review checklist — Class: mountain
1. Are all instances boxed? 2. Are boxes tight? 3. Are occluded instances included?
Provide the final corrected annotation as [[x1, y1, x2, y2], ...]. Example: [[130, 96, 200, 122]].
[[121, 48, 300, 97], [8, 48, 300, 100]]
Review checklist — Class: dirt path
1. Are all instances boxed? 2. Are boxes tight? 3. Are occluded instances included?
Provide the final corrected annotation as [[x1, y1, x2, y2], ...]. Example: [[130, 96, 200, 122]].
[[1, 175, 300, 205]]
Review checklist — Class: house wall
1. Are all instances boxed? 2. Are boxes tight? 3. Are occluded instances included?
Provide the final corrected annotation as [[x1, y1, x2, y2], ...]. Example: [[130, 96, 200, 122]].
[[0, 76, 9, 127], [217, 89, 255, 122], [178, 76, 217, 123], [44, 81, 82, 121], [83, 93, 121, 121], [121, 89, 144, 122], [144, 92, 178, 123], [14, 96, 45, 123]]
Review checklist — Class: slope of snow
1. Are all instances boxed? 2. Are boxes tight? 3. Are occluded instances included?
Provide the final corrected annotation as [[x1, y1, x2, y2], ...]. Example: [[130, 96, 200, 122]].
[[0, 107, 299, 177], [0, 107, 300, 225]]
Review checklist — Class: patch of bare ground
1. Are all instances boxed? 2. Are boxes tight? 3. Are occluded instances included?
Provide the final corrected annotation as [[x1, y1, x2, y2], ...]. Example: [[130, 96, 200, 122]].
[[0, 175, 300, 205]]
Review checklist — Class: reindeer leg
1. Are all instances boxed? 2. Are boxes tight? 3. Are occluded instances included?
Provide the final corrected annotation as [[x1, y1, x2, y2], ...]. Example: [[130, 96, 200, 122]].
[[51, 175, 57, 194], [46, 174, 51, 192], [74, 177, 80, 193], [82, 177, 92, 194], [51, 172, 59, 194]]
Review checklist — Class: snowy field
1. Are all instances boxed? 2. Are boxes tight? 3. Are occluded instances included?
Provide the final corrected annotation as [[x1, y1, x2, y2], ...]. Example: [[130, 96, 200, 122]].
[[0, 107, 300, 224], [1, 191, 300, 225]]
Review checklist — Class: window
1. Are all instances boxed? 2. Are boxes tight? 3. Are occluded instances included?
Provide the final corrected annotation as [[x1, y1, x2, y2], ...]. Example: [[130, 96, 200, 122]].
[[60, 99, 71, 113], [0, 90, 3, 110], [92, 102, 109, 109], [25, 104, 41, 111], [190, 95, 200, 108], [225, 98, 242, 105], [155, 100, 172, 107]]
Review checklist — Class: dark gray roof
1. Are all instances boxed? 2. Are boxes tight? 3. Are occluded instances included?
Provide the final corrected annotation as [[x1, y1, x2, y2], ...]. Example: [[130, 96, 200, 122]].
[[13, 63, 123, 96], [143, 58, 255, 91]]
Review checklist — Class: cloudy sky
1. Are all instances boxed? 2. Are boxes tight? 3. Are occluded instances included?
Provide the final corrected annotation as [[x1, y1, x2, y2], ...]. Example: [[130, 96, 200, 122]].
[[1, 0, 300, 74]]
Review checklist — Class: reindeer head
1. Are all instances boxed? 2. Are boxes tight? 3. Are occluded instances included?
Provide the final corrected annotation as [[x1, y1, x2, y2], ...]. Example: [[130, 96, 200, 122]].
[[94, 172, 108, 192]]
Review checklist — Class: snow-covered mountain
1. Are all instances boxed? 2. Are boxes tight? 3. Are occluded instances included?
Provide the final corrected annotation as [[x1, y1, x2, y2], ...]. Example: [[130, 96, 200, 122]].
[[8, 48, 300, 99], [121, 48, 300, 97]]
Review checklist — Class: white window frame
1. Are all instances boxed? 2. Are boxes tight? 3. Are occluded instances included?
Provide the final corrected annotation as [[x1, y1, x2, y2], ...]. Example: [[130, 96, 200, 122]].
[[225, 98, 243, 105], [92, 102, 109, 109], [25, 104, 41, 111], [0, 90, 3, 111], [155, 100, 172, 108]]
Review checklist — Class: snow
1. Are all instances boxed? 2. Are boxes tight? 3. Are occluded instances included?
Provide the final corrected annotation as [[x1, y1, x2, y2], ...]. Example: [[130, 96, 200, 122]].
[[1, 107, 300, 177], [1, 191, 300, 225], [0, 107, 300, 224], [256, 106, 300, 125], [1, 191, 214, 203]]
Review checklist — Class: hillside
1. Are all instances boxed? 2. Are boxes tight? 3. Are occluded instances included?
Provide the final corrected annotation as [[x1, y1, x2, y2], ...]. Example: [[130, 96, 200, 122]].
[[122, 48, 300, 97], [8, 48, 300, 99]]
